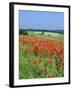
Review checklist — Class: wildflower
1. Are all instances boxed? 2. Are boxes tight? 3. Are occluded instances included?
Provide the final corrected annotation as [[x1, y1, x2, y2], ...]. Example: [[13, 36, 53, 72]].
[[32, 61, 37, 65], [33, 46, 38, 53], [48, 74, 55, 78], [56, 59, 60, 63], [57, 63, 63, 67], [47, 60, 51, 64], [38, 58, 42, 62], [40, 66, 46, 72], [60, 49, 64, 54]]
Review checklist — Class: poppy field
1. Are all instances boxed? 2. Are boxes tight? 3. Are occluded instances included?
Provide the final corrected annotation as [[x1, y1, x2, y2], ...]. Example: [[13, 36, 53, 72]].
[[19, 31, 64, 79]]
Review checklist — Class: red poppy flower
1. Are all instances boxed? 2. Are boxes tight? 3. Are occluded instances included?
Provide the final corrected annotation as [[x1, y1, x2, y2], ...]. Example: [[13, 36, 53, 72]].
[[53, 48, 58, 52], [32, 61, 37, 65], [60, 49, 64, 54], [57, 63, 63, 67], [33, 46, 38, 53], [56, 59, 60, 63], [53, 48, 60, 54], [38, 58, 42, 62], [48, 74, 55, 78], [40, 66, 46, 72], [47, 60, 51, 64], [50, 50, 54, 56]]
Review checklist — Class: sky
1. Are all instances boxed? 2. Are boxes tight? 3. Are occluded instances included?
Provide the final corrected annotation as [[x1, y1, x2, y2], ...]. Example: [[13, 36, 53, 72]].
[[19, 10, 64, 30]]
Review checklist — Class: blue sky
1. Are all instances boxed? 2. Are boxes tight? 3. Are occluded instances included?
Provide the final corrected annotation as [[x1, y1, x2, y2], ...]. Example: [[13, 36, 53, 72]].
[[19, 10, 64, 30]]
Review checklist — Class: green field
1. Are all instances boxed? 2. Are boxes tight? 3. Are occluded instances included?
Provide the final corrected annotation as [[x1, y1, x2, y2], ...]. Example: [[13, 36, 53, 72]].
[[27, 31, 64, 39], [19, 31, 64, 79]]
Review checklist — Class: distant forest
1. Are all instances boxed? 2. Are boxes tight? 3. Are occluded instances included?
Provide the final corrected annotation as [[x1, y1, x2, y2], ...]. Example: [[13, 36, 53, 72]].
[[19, 29, 64, 35]]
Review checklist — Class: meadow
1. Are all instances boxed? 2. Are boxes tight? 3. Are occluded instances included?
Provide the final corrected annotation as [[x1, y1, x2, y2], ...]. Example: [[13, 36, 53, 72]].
[[19, 31, 64, 79]]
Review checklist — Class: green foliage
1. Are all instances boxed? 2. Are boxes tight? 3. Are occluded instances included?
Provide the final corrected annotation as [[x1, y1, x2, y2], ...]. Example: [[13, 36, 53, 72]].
[[19, 43, 64, 79], [19, 30, 28, 35], [41, 31, 44, 35], [19, 31, 64, 79]]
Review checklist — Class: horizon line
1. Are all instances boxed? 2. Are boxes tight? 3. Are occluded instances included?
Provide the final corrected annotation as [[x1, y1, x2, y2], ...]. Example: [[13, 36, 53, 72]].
[[19, 28, 64, 30]]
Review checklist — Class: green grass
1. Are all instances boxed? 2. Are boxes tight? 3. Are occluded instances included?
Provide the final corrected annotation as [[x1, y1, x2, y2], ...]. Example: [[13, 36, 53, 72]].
[[27, 31, 64, 40], [19, 31, 64, 79]]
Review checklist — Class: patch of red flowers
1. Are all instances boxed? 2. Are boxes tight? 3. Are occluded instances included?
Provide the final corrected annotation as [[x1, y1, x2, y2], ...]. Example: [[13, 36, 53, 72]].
[[47, 59, 51, 64], [57, 63, 63, 67], [56, 59, 60, 63], [33, 45, 38, 53], [52, 48, 64, 55], [40, 66, 46, 72], [48, 74, 55, 78], [53, 48, 60, 54], [38, 58, 42, 62], [20, 35, 64, 78], [32, 61, 37, 65], [60, 49, 64, 54]]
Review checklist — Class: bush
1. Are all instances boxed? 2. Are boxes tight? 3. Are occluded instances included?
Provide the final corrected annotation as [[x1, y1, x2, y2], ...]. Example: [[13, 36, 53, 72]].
[[23, 31, 28, 35], [19, 30, 28, 35], [41, 31, 44, 35]]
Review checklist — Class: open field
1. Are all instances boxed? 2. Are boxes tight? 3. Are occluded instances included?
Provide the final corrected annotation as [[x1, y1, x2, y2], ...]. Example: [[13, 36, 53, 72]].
[[19, 31, 64, 79]]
